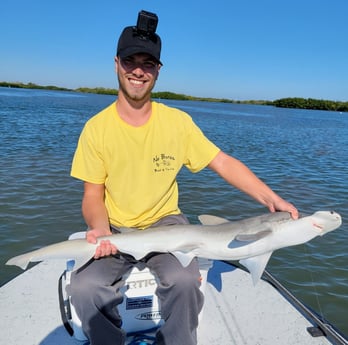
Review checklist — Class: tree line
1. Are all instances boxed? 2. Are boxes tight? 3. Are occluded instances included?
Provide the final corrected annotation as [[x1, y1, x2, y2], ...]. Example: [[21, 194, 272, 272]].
[[273, 97, 348, 112], [1, 81, 346, 112], [0, 81, 70, 92]]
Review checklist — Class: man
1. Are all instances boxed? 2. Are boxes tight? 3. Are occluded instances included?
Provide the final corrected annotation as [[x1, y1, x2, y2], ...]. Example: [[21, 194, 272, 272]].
[[70, 11, 298, 345]]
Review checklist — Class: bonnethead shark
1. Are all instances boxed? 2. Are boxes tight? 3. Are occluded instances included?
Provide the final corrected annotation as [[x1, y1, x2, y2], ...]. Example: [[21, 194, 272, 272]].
[[6, 211, 342, 284]]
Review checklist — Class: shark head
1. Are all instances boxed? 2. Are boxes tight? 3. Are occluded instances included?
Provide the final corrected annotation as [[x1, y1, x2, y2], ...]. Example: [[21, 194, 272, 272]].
[[311, 211, 342, 235]]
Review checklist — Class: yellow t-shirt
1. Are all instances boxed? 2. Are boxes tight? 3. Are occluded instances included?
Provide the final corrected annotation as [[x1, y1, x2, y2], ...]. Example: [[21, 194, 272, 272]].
[[71, 101, 220, 228]]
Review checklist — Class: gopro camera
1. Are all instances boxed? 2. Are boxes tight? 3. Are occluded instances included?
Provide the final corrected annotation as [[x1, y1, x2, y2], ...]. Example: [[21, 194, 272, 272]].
[[136, 10, 158, 37]]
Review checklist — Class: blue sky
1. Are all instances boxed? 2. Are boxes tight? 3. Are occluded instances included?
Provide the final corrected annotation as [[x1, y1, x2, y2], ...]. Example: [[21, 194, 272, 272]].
[[1, 0, 347, 101]]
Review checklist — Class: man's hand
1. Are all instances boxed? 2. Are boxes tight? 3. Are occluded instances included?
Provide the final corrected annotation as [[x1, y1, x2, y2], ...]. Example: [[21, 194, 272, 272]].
[[86, 229, 118, 259], [268, 197, 299, 220]]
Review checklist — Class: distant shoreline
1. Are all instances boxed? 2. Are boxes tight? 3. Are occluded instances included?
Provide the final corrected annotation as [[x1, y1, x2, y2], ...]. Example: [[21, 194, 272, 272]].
[[1, 81, 347, 112]]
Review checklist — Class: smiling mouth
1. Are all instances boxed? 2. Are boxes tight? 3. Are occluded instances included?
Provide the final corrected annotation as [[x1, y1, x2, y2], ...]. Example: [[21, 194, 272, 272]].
[[129, 79, 145, 87]]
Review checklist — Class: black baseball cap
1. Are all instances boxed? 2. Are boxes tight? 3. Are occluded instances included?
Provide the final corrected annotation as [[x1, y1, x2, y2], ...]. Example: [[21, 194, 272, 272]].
[[117, 26, 162, 65]]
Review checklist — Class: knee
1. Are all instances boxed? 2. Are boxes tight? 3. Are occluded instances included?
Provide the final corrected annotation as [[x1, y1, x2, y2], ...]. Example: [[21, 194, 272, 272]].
[[180, 268, 201, 288], [157, 266, 204, 322], [68, 272, 99, 306], [166, 267, 201, 296]]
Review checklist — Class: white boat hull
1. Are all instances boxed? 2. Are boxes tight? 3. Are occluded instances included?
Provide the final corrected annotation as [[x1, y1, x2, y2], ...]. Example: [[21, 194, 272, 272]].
[[0, 259, 343, 345]]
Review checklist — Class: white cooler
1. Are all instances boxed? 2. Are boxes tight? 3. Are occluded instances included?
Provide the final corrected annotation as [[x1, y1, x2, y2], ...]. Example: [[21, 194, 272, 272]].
[[59, 232, 212, 342]]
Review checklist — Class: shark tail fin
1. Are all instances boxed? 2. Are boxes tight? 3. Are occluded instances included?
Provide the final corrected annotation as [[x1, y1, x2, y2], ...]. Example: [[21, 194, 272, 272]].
[[6, 253, 32, 270], [239, 251, 273, 285]]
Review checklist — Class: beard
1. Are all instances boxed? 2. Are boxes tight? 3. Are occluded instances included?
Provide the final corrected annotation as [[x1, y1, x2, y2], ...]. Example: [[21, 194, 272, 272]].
[[117, 74, 156, 103]]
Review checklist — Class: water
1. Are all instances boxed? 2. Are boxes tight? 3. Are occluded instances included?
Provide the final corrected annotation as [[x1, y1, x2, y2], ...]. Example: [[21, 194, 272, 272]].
[[1, 87, 347, 336]]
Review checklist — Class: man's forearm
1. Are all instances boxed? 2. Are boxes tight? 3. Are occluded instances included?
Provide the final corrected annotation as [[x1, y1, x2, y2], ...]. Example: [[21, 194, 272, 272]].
[[82, 194, 111, 236], [208, 151, 298, 219], [208, 151, 274, 202]]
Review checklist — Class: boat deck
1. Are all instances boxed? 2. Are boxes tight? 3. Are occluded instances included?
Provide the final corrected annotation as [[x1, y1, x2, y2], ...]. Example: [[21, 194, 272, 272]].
[[0, 260, 342, 345]]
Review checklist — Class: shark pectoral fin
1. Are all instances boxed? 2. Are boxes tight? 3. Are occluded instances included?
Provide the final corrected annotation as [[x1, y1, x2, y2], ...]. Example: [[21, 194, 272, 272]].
[[198, 215, 230, 225], [239, 251, 273, 285], [235, 229, 272, 242], [172, 251, 196, 267], [228, 230, 272, 249]]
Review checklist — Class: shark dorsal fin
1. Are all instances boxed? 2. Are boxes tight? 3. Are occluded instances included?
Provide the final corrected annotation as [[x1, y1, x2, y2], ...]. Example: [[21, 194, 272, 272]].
[[119, 227, 137, 234], [198, 214, 230, 225]]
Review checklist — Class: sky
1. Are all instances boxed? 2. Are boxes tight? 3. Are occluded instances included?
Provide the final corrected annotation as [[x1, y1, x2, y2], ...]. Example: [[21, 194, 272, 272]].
[[1, 0, 347, 101]]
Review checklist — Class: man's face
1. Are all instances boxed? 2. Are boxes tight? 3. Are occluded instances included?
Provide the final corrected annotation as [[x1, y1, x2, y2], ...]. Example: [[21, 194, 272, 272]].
[[115, 53, 161, 103]]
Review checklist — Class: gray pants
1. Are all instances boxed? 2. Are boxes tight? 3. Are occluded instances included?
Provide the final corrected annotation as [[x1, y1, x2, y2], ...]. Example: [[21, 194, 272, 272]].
[[68, 214, 204, 345]]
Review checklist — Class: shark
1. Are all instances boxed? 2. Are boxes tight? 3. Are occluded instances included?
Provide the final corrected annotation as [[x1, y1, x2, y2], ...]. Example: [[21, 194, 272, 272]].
[[6, 211, 342, 284]]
